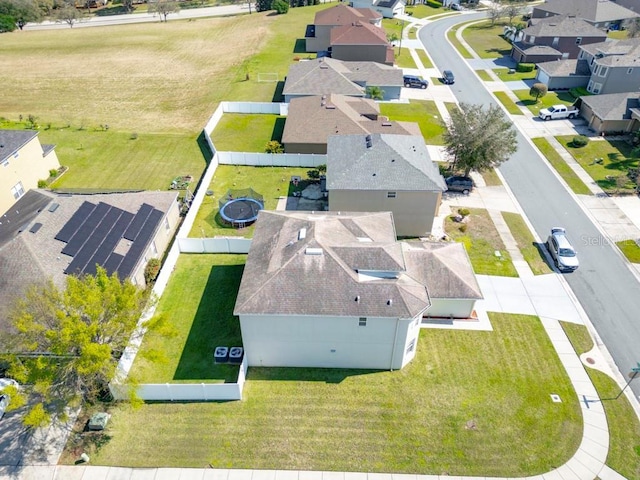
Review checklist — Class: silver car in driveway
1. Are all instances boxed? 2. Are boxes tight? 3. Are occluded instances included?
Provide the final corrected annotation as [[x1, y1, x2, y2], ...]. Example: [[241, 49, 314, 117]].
[[547, 227, 579, 272]]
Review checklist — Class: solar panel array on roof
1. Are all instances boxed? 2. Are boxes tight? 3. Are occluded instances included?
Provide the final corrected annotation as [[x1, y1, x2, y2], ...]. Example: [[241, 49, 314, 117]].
[[62, 202, 111, 257], [123, 203, 153, 242], [83, 211, 134, 277], [55, 201, 95, 242], [104, 253, 124, 276], [117, 209, 163, 278], [29, 223, 42, 234]]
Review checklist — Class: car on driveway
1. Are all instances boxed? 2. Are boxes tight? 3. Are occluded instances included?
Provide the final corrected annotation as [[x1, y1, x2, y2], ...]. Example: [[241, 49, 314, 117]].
[[403, 75, 428, 89], [547, 227, 579, 272], [445, 176, 473, 194], [0, 395, 9, 420], [442, 70, 455, 84]]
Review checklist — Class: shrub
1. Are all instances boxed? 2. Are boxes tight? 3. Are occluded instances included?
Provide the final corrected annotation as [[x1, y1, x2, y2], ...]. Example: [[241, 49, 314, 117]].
[[459, 224, 468, 233], [130, 132, 138, 140], [307, 169, 320, 180], [516, 63, 535, 73], [273, 0, 288, 14], [572, 135, 589, 148], [265, 140, 283, 153], [425, 0, 440, 7], [37, 180, 47, 188], [144, 258, 161, 285], [49, 169, 58, 178], [458, 208, 470, 217]]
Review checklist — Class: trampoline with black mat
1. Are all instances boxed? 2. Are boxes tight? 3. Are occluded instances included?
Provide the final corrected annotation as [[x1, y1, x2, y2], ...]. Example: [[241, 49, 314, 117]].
[[219, 188, 264, 228]]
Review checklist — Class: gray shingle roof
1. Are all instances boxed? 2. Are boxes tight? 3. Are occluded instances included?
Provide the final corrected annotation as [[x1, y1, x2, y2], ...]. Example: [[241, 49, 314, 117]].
[[283, 58, 402, 97], [524, 15, 607, 37], [326, 133, 447, 192], [0, 129, 39, 163], [580, 92, 640, 119], [596, 44, 640, 66], [314, 4, 381, 26], [330, 21, 389, 46], [282, 94, 421, 147], [534, 0, 639, 22], [537, 59, 592, 76], [234, 210, 432, 319], [513, 42, 562, 56]]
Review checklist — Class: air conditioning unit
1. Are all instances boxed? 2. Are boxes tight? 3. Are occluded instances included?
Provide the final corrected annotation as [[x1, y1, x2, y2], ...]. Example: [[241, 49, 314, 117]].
[[214, 346, 229, 364], [229, 347, 244, 365]]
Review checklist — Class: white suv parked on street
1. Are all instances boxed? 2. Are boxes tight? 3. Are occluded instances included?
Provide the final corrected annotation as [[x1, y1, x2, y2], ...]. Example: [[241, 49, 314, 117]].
[[547, 227, 579, 272]]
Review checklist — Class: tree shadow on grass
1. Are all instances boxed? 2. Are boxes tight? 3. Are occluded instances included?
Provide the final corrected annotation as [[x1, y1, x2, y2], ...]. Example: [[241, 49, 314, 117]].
[[173, 264, 245, 382], [247, 366, 381, 384]]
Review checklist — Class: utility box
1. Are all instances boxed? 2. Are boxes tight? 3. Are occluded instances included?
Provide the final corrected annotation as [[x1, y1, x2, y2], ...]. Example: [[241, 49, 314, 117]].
[[88, 412, 110, 431]]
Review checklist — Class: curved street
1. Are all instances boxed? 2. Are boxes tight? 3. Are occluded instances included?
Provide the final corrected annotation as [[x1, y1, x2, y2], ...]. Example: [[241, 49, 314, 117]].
[[420, 13, 640, 400]]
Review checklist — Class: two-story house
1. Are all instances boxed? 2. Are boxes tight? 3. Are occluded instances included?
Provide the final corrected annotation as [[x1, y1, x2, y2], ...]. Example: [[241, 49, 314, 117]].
[[305, 4, 382, 53], [511, 15, 607, 63], [348, 0, 405, 18], [532, 0, 639, 30], [581, 38, 640, 94]]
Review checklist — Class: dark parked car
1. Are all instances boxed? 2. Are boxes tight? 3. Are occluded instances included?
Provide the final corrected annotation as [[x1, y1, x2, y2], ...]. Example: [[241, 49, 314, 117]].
[[445, 176, 473, 194], [442, 70, 455, 84], [403, 75, 429, 89], [547, 227, 579, 272]]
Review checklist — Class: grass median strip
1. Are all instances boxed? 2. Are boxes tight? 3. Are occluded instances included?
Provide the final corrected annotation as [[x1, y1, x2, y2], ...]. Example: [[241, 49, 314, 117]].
[[532, 137, 592, 195], [616, 240, 640, 263], [447, 24, 473, 59], [494, 91, 523, 115], [502, 212, 552, 275]]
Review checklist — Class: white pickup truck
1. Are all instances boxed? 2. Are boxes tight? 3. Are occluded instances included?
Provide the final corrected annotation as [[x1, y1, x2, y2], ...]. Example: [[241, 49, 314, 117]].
[[538, 104, 579, 121]]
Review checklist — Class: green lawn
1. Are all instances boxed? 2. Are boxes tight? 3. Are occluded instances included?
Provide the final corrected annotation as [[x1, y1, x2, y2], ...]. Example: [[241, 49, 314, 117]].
[[382, 17, 404, 40], [502, 212, 553, 275], [444, 102, 460, 116], [130, 254, 245, 383], [556, 136, 637, 193], [409, 27, 418, 39], [532, 138, 592, 195], [189, 165, 311, 238], [37, 127, 208, 191], [211, 114, 285, 152], [395, 47, 418, 68], [380, 100, 446, 145], [561, 322, 640, 479], [608, 30, 628, 39], [480, 168, 502, 186], [493, 68, 536, 82], [416, 48, 433, 68], [462, 21, 512, 59], [513, 90, 575, 116], [494, 91, 523, 115], [78, 313, 581, 476], [475, 69, 493, 81], [405, 3, 448, 18], [447, 24, 473, 59], [616, 240, 640, 263], [445, 208, 518, 277]]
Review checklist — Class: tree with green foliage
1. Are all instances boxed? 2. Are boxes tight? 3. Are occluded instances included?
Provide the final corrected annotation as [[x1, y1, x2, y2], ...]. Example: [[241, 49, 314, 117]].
[[366, 86, 385, 100], [148, 0, 180, 22], [442, 102, 518, 176], [529, 82, 548, 103], [0, 13, 16, 31], [272, 0, 288, 13], [1, 267, 165, 426], [0, 0, 42, 29], [255, 0, 272, 11]]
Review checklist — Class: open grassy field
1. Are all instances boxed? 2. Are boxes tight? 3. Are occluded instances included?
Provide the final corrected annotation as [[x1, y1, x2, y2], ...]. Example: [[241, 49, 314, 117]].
[[502, 212, 552, 275], [461, 20, 511, 59], [445, 207, 518, 277], [212, 114, 285, 152], [189, 164, 311, 237], [380, 100, 446, 145], [77, 312, 582, 475], [556, 136, 637, 193], [131, 254, 245, 383], [561, 322, 640, 479], [0, 4, 329, 133], [513, 90, 575, 116], [532, 137, 592, 195]]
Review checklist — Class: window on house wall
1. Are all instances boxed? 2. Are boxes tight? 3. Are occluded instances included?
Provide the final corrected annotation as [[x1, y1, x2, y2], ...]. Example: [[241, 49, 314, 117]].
[[11, 182, 24, 200], [587, 80, 594, 92], [151, 241, 158, 256], [599, 66, 608, 77], [164, 217, 170, 231], [575, 37, 582, 45], [387, 191, 396, 198], [552, 37, 559, 46], [359, 317, 367, 327], [529, 35, 536, 43], [593, 83, 602, 94], [406, 339, 415, 354]]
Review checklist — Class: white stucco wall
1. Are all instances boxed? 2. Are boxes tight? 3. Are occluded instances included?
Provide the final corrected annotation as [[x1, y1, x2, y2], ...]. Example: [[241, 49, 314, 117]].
[[239, 313, 421, 370], [424, 298, 476, 319]]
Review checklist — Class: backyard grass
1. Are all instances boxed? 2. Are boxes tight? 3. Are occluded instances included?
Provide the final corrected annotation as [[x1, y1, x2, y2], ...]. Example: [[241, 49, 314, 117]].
[[561, 322, 640, 480], [532, 137, 592, 195], [608, 30, 628, 39], [444, 208, 518, 276], [395, 48, 418, 69], [479, 168, 502, 186], [513, 90, 575, 116], [380, 100, 446, 145], [36, 127, 207, 191], [447, 24, 473, 59], [556, 136, 637, 193], [462, 20, 511, 59], [416, 48, 433, 68], [475, 69, 493, 81], [444, 102, 460, 116], [616, 240, 640, 263], [502, 212, 553, 275], [494, 91, 523, 115], [189, 165, 311, 238], [78, 313, 582, 475], [130, 254, 245, 383], [405, 3, 448, 18], [211, 114, 285, 152], [493, 68, 536, 82]]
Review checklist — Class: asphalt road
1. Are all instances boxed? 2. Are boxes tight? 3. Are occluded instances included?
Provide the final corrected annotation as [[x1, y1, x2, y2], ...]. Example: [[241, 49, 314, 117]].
[[420, 13, 640, 400]]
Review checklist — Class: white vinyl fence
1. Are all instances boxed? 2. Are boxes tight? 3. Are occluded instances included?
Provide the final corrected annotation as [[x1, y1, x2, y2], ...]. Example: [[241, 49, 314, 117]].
[[178, 237, 252, 254]]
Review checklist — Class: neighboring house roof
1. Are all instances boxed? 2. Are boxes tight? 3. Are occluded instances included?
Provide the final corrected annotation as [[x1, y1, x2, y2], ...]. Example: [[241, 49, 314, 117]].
[[283, 58, 402, 97], [537, 59, 591, 76], [512, 43, 562, 56], [524, 15, 606, 37], [326, 133, 447, 192], [0, 129, 39, 163], [581, 37, 640, 56], [0, 190, 178, 328], [375, 0, 402, 8], [330, 21, 389, 46], [313, 4, 382, 25], [580, 92, 640, 120], [534, 0, 639, 22], [234, 210, 432, 319], [402, 242, 483, 300], [282, 94, 420, 147], [596, 45, 640, 66]]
